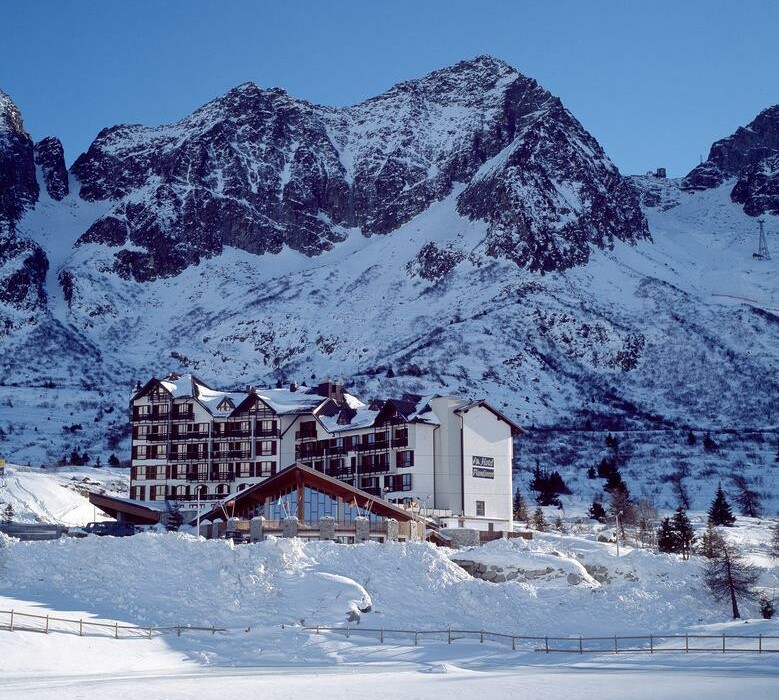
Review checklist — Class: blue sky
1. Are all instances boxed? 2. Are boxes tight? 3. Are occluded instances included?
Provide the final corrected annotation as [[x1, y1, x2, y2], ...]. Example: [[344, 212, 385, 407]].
[[1, 0, 777, 176]]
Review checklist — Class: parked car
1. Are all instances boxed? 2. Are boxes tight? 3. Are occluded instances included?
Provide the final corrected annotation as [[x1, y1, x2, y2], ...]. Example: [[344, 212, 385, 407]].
[[68, 522, 137, 538]]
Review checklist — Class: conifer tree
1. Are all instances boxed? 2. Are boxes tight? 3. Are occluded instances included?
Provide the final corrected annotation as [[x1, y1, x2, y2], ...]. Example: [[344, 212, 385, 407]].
[[512, 489, 528, 522], [769, 521, 779, 561], [2, 503, 13, 524], [671, 507, 695, 560], [708, 484, 736, 527], [731, 475, 762, 518], [532, 506, 547, 532], [588, 499, 607, 523], [657, 517, 679, 554], [163, 502, 184, 532], [703, 541, 759, 619], [698, 523, 726, 559]]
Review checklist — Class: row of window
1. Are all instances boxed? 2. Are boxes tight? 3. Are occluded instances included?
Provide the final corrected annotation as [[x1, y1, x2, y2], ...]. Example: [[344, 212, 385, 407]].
[[130, 483, 245, 502], [132, 441, 278, 460], [132, 462, 277, 481]]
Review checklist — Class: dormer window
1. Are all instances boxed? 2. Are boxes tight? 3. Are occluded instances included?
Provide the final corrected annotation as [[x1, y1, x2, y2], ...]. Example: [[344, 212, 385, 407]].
[[217, 397, 235, 412]]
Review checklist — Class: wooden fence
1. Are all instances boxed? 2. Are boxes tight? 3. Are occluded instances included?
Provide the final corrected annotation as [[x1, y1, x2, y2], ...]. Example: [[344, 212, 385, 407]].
[[0, 609, 224, 640], [305, 625, 779, 654]]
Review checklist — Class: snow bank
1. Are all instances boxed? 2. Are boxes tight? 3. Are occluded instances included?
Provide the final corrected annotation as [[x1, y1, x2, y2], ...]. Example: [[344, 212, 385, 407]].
[[0, 532, 767, 638]]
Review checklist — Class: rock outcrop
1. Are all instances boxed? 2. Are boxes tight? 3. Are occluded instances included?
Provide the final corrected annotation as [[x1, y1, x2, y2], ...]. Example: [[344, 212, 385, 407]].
[[34, 136, 69, 200], [682, 105, 779, 216]]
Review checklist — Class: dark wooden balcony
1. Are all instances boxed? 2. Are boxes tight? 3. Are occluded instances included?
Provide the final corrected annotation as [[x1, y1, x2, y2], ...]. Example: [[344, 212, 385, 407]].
[[210, 471, 236, 482], [212, 450, 251, 459]]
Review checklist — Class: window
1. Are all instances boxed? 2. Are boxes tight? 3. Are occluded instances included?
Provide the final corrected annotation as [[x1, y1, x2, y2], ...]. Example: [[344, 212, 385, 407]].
[[258, 419, 276, 436], [396, 450, 414, 468], [476, 500, 485, 517], [383, 474, 412, 492], [299, 421, 317, 438], [132, 465, 144, 481], [258, 461, 275, 477], [361, 476, 379, 491], [258, 440, 276, 456], [238, 462, 252, 478], [150, 485, 166, 501]]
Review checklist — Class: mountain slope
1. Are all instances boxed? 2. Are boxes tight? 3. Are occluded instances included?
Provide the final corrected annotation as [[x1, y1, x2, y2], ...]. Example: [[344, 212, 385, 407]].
[[0, 60, 775, 466]]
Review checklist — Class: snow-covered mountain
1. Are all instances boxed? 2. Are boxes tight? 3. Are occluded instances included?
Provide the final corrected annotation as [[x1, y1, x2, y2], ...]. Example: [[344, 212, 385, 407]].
[[0, 57, 776, 465]]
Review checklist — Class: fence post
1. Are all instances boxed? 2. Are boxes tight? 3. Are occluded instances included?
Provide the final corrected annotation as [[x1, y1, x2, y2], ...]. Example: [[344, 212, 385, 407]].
[[722, 634, 725, 653], [448, 627, 452, 644], [177, 626, 181, 637], [579, 636, 583, 654], [45, 615, 49, 634], [649, 635, 653, 654], [512, 636, 516, 651], [685, 633, 688, 653], [315, 625, 319, 635], [79, 619, 83, 636], [9, 610, 13, 632], [614, 635, 618, 654], [759, 634, 762, 654], [480, 630, 484, 644], [545, 636, 549, 654], [115, 622, 118, 639], [414, 631, 418, 646], [211, 627, 216, 636], [346, 626, 350, 639], [380, 628, 384, 644], [148, 627, 153, 640]]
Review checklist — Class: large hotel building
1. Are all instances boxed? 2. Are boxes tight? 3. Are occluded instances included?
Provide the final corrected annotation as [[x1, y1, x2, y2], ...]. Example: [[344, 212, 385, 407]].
[[129, 373, 521, 531]]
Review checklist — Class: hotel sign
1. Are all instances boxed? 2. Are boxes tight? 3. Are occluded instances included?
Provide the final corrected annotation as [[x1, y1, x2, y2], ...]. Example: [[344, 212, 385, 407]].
[[472, 455, 494, 479]]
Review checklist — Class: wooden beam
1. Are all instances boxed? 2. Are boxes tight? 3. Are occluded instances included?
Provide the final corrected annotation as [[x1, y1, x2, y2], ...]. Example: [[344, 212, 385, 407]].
[[296, 469, 305, 521]]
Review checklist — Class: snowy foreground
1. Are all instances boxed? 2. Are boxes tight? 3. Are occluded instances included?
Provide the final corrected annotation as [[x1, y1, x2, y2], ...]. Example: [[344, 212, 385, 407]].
[[1, 530, 778, 699]]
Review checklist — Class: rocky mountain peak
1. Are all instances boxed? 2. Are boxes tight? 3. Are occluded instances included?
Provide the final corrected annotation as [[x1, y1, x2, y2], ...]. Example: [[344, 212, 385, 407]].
[[0, 90, 27, 136], [682, 104, 779, 216], [67, 58, 647, 281]]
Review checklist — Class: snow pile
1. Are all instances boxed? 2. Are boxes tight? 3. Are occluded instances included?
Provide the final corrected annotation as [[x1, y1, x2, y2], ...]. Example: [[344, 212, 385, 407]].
[[1, 532, 769, 637]]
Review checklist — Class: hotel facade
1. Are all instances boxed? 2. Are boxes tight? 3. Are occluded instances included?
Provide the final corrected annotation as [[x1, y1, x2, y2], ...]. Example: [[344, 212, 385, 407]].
[[129, 374, 521, 531]]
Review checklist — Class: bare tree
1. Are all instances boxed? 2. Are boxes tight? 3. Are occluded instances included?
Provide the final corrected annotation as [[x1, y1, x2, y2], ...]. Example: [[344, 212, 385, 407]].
[[702, 540, 760, 619]]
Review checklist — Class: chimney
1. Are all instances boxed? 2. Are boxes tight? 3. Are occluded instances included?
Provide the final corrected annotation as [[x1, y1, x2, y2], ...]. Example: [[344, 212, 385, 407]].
[[318, 379, 346, 403], [289, 381, 297, 392]]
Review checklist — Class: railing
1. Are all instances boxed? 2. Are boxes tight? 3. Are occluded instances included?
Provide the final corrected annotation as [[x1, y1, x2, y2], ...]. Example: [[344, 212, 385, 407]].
[[131, 414, 168, 423], [210, 472, 236, 482], [170, 433, 209, 441], [141, 433, 169, 442], [212, 450, 251, 459], [357, 463, 390, 474], [213, 430, 252, 439], [304, 626, 779, 654], [255, 430, 280, 438], [170, 412, 194, 421], [0, 609, 224, 640], [171, 453, 208, 462], [295, 431, 318, 440]]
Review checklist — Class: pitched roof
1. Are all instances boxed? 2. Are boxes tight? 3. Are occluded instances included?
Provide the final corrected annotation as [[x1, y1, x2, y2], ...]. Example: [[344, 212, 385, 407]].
[[453, 399, 524, 436], [194, 462, 420, 524]]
